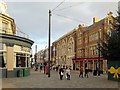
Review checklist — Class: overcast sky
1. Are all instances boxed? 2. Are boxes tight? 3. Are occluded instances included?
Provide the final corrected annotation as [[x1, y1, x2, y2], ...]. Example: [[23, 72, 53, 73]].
[[6, 1, 119, 55]]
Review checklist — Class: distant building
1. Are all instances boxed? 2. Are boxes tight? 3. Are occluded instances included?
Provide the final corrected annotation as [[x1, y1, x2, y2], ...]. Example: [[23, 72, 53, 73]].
[[0, 0, 34, 78], [37, 46, 53, 65], [52, 29, 76, 69]]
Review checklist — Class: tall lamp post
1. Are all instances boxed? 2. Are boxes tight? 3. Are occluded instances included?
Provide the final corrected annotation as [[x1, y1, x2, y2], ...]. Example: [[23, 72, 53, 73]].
[[48, 10, 51, 77], [98, 29, 101, 73]]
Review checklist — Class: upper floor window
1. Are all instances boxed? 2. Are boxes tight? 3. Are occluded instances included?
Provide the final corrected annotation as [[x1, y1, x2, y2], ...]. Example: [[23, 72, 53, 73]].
[[78, 32, 82, 37], [108, 19, 113, 24], [78, 38, 82, 45], [2, 22, 8, 33], [107, 27, 112, 36]]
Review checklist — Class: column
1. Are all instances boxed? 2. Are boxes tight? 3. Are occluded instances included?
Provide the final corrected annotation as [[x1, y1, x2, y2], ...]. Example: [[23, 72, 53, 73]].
[[13, 53, 16, 68], [6, 43, 14, 70], [92, 60, 94, 71], [28, 56, 30, 68]]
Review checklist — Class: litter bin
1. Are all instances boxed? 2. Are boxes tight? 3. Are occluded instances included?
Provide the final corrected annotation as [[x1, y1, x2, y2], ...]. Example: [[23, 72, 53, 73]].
[[17, 69, 23, 77], [23, 69, 28, 77]]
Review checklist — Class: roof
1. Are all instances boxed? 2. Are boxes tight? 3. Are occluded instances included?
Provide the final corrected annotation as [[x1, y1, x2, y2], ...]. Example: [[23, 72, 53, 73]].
[[83, 19, 105, 31]]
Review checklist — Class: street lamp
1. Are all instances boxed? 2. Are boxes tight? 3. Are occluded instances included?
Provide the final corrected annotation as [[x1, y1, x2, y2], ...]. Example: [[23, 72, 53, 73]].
[[98, 29, 101, 74], [48, 10, 51, 77]]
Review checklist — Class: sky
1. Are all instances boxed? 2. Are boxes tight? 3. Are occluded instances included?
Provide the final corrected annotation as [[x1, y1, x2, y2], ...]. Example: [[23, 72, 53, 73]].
[[4, 0, 119, 55]]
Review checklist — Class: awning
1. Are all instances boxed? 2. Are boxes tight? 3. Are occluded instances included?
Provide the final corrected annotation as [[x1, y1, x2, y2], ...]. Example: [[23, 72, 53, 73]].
[[72, 57, 104, 62]]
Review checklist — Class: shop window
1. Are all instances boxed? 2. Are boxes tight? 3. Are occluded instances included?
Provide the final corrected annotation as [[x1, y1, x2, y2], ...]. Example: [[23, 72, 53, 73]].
[[16, 54, 26, 67]]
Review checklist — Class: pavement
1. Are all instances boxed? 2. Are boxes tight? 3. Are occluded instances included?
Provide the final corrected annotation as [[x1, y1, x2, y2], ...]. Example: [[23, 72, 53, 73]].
[[2, 69, 120, 88]]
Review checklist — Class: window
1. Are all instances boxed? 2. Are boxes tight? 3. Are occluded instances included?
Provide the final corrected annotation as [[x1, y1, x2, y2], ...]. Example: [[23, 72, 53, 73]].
[[78, 38, 82, 45], [2, 22, 8, 33], [108, 19, 112, 24], [107, 28, 112, 36], [85, 34, 88, 43]]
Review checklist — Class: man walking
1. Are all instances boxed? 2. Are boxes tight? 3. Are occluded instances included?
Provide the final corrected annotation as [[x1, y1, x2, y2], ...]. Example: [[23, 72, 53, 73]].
[[59, 66, 64, 80]]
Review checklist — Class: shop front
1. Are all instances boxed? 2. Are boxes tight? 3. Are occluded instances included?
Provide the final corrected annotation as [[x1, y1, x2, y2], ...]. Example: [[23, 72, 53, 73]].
[[0, 33, 34, 78], [72, 57, 107, 74]]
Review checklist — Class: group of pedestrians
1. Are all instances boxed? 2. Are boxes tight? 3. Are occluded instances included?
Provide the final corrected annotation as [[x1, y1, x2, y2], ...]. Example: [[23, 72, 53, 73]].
[[33, 63, 100, 80], [59, 65, 71, 80], [79, 66, 89, 78], [58, 65, 89, 80], [79, 66, 101, 78]]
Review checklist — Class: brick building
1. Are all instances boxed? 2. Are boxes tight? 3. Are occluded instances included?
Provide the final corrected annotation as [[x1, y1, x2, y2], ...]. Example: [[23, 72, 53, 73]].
[[52, 12, 115, 73], [52, 29, 76, 69]]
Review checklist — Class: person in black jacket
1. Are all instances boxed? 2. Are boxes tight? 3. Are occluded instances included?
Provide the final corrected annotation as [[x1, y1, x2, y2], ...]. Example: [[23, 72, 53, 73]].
[[59, 66, 64, 80], [84, 67, 89, 78]]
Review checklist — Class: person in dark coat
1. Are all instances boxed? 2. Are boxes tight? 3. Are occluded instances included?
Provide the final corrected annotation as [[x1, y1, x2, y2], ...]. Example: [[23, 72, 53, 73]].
[[84, 67, 89, 78], [59, 66, 64, 80], [79, 67, 83, 78]]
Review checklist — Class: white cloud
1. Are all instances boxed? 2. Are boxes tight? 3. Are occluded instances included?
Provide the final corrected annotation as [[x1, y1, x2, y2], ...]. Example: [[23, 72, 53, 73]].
[[6, 2, 118, 54], [5, 0, 120, 2]]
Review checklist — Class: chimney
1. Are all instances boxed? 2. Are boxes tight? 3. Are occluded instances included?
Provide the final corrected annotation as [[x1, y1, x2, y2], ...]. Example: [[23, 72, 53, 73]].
[[93, 17, 100, 24]]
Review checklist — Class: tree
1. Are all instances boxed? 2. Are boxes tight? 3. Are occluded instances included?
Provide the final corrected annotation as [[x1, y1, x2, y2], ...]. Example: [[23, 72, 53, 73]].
[[101, 11, 120, 61]]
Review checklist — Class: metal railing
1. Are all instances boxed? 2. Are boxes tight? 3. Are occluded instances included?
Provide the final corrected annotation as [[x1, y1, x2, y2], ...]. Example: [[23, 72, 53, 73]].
[[16, 29, 29, 39], [0, 27, 29, 39]]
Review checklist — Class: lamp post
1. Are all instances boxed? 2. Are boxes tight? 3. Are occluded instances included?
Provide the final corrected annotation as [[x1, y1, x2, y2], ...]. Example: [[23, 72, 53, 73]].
[[98, 29, 101, 74], [48, 10, 51, 77]]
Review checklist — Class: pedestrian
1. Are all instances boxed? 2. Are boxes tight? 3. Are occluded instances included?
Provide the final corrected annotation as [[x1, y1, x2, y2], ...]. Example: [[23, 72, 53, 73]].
[[56, 65, 58, 72], [84, 67, 89, 78], [34, 62, 38, 71], [66, 66, 71, 80], [46, 64, 49, 75], [39, 63, 42, 72], [97, 67, 100, 76], [79, 67, 83, 78], [59, 65, 64, 80]]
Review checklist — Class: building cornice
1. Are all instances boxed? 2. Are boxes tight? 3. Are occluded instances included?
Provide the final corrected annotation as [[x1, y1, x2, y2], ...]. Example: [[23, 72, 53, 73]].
[[0, 33, 34, 48]]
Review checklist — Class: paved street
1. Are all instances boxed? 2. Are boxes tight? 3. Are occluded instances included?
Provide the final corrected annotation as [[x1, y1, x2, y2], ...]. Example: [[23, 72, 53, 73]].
[[2, 69, 120, 88]]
